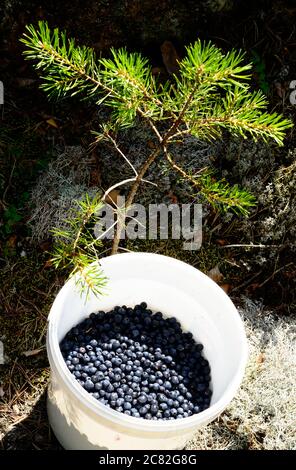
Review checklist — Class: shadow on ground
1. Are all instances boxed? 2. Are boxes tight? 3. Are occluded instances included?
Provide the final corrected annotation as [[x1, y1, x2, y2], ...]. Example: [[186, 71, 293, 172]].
[[0, 390, 62, 450]]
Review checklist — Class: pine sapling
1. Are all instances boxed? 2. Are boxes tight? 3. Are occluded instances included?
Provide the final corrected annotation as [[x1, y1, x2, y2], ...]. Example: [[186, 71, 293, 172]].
[[21, 21, 293, 293]]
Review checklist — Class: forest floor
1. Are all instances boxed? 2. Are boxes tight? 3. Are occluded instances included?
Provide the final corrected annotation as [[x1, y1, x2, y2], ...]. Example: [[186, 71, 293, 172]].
[[0, 0, 295, 450]]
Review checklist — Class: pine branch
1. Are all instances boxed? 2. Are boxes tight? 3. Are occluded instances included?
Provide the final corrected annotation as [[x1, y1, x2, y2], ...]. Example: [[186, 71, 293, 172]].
[[177, 40, 253, 96], [164, 151, 255, 215], [21, 21, 293, 267], [21, 22, 162, 127], [51, 193, 107, 297], [185, 87, 293, 145], [21, 21, 292, 144]]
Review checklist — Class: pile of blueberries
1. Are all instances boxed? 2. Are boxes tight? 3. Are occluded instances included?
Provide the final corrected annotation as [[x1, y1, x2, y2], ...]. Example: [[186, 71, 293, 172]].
[[61, 303, 212, 420]]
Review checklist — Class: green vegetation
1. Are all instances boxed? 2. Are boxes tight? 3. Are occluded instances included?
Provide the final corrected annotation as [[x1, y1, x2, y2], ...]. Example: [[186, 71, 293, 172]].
[[20, 21, 292, 295]]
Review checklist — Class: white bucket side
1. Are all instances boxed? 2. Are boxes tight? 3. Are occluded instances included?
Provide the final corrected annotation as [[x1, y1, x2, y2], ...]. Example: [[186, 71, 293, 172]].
[[47, 252, 248, 449]]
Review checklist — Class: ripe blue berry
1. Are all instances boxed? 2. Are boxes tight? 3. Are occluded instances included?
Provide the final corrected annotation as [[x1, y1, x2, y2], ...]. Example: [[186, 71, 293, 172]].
[[61, 302, 212, 420]]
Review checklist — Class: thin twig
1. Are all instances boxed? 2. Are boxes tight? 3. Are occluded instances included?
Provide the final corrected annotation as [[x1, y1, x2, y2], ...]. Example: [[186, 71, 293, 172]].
[[104, 133, 138, 176], [103, 178, 137, 201], [84, 221, 117, 249], [2, 158, 16, 205], [220, 243, 283, 249], [258, 262, 293, 288], [111, 83, 201, 254], [111, 147, 161, 253], [103, 177, 157, 202], [231, 270, 263, 292]]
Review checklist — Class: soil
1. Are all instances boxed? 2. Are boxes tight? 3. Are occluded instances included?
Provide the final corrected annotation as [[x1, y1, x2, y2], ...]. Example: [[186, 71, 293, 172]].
[[0, 0, 295, 450]]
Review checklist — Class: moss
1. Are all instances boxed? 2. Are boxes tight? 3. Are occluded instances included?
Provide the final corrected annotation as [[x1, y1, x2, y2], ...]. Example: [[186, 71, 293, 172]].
[[126, 238, 224, 274]]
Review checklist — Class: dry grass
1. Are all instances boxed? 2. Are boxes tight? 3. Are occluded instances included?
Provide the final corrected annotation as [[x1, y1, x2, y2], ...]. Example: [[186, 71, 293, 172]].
[[0, 252, 62, 449]]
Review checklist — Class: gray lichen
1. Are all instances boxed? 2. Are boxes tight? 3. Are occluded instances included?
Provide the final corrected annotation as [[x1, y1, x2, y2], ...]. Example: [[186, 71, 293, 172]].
[[186, 296, 296, 450], [29, 146, 99, 241], [259, 157, 296, 244]]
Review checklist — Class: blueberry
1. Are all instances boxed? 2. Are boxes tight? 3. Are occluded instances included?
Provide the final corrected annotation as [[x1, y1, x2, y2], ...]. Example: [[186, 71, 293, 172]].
[[139, 406, 148, 415], [124, 402, 132, 410], [114, 314, 122, 324], [144, 317, 151, 326], [154, 361, 162, 370], [159, 402, 168, 411], [170, 408, 178, 417], [84, 380, 94, 391], [171, 376, 179, 385], [112, 340, 121, 350], [102, 379, 110, 389], [112, 357, 122, 367], [163, 370, 170, 379], [150, 404, 158, 414], [158, 393, 167, 402], [131, 383, 139, 390], [138, 394, 148, 404], [61, 303, 211, 421]]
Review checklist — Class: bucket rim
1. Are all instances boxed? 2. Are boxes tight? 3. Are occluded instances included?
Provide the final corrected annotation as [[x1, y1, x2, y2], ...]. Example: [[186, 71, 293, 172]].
[[47, 252, 248, 433]]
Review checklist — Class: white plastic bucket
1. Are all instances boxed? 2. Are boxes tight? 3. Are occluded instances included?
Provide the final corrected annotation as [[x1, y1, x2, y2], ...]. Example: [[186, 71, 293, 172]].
[[47, 252, 248, 450]]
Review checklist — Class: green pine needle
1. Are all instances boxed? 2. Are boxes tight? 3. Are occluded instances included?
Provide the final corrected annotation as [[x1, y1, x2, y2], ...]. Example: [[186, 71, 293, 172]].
[[20, 21, 293, 296], [50, 193, 107, 298]]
